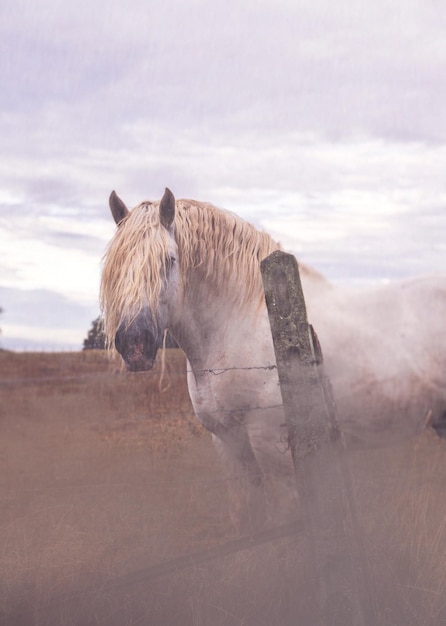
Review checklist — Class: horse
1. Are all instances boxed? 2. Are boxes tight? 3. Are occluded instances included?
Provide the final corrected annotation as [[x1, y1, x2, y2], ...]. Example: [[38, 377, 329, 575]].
[[100, 188, 446, 530]]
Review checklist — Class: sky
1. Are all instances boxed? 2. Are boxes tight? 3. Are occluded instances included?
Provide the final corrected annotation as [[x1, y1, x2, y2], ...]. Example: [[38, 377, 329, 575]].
[[1, 0, 446, 350]]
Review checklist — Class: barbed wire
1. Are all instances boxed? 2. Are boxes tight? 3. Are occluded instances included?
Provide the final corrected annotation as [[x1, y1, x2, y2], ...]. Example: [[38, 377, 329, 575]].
[[0, 363, 282, 386], [187, 364, 278, 376]]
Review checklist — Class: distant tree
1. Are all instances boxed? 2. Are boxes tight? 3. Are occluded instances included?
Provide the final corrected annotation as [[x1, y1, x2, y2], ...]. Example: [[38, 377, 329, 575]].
[[0, 307, 3, 347], [83, 316, 106, 350]]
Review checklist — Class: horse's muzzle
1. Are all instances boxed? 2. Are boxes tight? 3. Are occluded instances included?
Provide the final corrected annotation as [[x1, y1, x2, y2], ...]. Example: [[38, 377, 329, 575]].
[[114, 314, 161, 372], [124, 346, 155, 372]]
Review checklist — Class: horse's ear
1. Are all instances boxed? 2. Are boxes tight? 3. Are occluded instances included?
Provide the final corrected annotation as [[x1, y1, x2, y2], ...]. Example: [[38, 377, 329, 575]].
[[159, 188, 175, 229], [109, 191, 129, 225]]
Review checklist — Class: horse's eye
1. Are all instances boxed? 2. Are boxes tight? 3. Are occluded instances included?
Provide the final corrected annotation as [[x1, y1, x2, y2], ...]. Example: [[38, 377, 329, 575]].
[[165, 255, 176, 271]]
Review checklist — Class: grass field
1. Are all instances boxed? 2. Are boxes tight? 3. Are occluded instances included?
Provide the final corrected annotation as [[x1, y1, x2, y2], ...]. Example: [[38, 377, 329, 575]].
[[1, 349, 445, 625]]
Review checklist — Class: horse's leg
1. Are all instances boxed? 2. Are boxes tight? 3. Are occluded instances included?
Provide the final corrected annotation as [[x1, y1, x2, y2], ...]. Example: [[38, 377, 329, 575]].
[[211, 416, 267, 534], [188, 372, 267, 533]]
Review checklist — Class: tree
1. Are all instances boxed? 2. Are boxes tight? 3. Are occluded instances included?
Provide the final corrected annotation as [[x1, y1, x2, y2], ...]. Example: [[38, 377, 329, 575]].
[[83, 316, 106, 350]]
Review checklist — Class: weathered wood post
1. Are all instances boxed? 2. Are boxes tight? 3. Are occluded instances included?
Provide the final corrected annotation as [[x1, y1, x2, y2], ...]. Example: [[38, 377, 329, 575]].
[[261, 250, 377, 626]]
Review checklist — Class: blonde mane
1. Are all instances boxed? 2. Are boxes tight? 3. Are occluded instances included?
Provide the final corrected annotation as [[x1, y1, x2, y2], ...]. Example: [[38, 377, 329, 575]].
[[101, 198, 282, 340]]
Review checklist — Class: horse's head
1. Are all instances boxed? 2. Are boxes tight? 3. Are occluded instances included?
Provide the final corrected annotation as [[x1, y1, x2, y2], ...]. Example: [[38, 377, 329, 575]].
[[101, 188, 182, 372]]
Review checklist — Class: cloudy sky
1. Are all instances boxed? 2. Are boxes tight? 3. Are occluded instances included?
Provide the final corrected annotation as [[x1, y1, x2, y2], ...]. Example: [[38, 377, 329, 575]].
[[1, 0, 446, 350]]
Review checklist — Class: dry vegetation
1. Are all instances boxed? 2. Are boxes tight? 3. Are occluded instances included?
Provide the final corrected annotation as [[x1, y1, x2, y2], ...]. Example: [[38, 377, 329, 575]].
[[0, 349, 446, 625]]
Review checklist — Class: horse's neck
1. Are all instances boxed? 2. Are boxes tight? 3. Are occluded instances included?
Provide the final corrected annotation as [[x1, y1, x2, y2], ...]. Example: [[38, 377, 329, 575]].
[[172, 258, 331, 373], [172, 283, 271, 373]]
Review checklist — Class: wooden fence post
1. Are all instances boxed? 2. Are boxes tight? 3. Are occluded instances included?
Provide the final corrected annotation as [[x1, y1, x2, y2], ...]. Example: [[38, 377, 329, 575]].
[[261, 250, 377, 626]]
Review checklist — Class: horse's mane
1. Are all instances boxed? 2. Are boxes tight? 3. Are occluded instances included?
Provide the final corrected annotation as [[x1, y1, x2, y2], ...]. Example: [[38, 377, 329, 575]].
[[174, 199, 280, 301], [100, 198, 318, 339]]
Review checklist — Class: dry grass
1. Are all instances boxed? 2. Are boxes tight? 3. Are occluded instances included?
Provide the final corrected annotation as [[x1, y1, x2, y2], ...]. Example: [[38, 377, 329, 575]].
[[0, 349, 446, 625], [352, 432, 446, 625], [0, 349, 205, 452], [0, 350, 230, 625]]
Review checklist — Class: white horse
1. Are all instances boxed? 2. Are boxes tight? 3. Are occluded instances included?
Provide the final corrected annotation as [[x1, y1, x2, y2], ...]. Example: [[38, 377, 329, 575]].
[[101, 188, 446, 529]]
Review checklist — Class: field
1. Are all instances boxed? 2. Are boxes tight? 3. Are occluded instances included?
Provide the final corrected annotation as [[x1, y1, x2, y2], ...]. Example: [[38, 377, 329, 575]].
[[1, 349, 446, 625]]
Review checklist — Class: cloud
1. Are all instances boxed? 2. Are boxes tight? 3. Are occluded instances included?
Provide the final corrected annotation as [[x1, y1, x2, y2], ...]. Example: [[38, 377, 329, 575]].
[[0, 286, 99, 349], [1, 0, 446, 348], [3, 0, 446, 144], [2, 0, 446, 211], [0, 216, 111, 305]]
